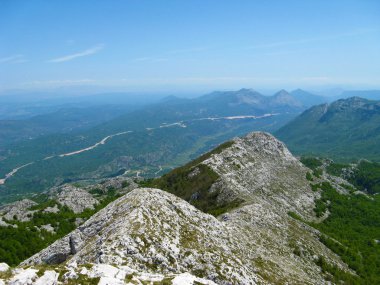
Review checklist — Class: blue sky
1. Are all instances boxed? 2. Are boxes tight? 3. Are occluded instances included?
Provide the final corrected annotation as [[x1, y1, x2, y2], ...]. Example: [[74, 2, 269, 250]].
[[0, 0, 379, 93]]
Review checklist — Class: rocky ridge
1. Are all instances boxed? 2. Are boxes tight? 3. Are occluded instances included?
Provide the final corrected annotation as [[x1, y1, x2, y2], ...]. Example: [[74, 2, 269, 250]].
[[199, 132, 351, 283], [21, 188, 258, 284], [0, 132, 356, 284]]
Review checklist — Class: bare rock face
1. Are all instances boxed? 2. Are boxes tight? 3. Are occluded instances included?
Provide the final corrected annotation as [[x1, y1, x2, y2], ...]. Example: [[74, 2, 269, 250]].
[[204, 132, 316, 217], [200, 132, 351, 284], [51, 185, 99, 213], [22, 188, 258, 284], [0, 199, 37, 223]]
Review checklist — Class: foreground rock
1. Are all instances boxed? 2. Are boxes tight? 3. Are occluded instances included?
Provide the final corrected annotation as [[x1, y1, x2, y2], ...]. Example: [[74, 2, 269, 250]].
[[0, 263, 9, 272], [2, 262, 217, 285], [22, 188, 257, 284]]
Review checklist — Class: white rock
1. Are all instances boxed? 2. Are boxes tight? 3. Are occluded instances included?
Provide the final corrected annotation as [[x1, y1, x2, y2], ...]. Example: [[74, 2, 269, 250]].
[[34, 270, 59, 285], [9, 268, 38, 285], [0, 263, 9, 272], [54, 185, 99, 213], [0, 199, 37, 222], [40, 224, 55, 233], [43, 205, 60, 213], [172, 273, 217, 285], [0, 219, 8, 227], [63, 268, 78, 280], [67, 260, 78, 269], [88, 264, 122, 279], [98, 276, 125, 285], [80, 267, 88, 275]]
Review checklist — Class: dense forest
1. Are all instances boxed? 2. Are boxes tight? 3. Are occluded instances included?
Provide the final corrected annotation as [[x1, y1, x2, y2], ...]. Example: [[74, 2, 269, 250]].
[[300, 157, 380, 284]]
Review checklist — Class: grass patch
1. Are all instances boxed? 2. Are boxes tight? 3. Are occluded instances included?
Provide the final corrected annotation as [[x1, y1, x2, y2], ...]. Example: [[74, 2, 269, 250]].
[[141, 141, 242, 216], [287, 211, 303, 221]]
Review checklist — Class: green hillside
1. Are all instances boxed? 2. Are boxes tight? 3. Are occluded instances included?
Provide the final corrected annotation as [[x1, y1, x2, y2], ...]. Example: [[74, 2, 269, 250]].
[[275, 97, 380, 162]]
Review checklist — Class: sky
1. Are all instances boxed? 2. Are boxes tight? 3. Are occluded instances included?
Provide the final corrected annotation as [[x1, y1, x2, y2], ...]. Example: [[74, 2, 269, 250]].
[[0, 0, 379, 94]]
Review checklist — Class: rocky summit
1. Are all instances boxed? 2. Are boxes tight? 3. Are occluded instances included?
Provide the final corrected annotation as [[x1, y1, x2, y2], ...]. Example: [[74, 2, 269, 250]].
[[1, 132, 355, 284]]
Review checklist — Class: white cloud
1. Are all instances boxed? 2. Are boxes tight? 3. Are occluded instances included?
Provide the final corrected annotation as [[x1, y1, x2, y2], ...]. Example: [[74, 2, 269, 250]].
[[0, 54, 27, 64], [48, 44, 104, 63]]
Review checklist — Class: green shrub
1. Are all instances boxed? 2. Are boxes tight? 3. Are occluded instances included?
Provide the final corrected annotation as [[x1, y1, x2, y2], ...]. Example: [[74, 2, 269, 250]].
[[326, 162, 347, 176], [300, 157, 322, 170], [350, 161, 380, 194]]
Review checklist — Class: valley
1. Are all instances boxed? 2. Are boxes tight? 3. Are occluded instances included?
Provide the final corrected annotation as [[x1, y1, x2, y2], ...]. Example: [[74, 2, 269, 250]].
[[0, 113, 280, 187], [0, 88, 301, 203], [0, 90, 379, 284]]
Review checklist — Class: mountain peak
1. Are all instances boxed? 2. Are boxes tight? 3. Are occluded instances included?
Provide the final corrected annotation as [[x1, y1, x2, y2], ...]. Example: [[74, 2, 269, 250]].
[[239, 131, 294, 160], [275, 89, 290, 95], [290, 89, 327, 107], [160, 95, 181, 102], [270, 89, 302, 107], [237, 88, 261, 94], [331, 96, 373, 110]]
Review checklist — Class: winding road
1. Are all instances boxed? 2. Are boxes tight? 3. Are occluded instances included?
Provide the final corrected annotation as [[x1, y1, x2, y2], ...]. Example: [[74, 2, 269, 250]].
[[0, 114, 278, 185]]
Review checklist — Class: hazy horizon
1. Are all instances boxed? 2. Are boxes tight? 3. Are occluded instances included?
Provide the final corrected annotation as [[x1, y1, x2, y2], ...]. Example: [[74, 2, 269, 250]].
[[1, 0, 379, 94]]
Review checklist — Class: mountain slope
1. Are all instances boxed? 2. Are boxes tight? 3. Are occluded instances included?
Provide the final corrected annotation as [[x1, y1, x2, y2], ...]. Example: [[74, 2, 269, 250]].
[[275, 97, 380, 161], [290, 89, 327, 107], [12, 132, 356, 285]]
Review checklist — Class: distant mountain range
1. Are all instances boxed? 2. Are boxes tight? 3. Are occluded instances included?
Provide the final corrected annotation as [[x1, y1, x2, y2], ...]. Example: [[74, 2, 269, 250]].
[[1, 88, 380, 202], [276, 96, 380, 161], [0, 88, 308, 202], [334, 90, 380, 101]]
